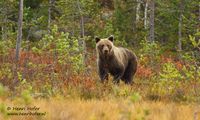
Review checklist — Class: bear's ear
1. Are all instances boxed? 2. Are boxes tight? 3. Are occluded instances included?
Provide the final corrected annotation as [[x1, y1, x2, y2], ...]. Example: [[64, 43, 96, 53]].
[[95, 36, 100, 43], [108, 35, 114, 42]]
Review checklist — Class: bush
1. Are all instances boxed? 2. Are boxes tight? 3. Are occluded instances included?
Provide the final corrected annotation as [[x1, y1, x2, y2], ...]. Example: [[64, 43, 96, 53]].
[[151, 62, 182, 96], [139, 39, 161, 67], [0, 40, 13, 56], [31, 25, 85, 74]]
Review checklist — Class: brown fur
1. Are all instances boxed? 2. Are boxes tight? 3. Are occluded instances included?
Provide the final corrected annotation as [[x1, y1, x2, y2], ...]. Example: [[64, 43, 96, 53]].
[[95, 35, 137, 84]]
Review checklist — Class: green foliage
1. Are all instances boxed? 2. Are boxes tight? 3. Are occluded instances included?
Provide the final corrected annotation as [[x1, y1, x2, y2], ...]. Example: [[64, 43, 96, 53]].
[[0, 84, 6, 97], [130, 92, 141, 103], [31, 25, 85, 73], [102, 20, 114, 37], [113, 0, 136, 41], [17, 72, 32, 90], [0, 41, 12, 56], [21, 90, 33, 104], [97, 19, 127, 47], [0, 103, 8, 119], [182, 52, 194, 62], [140, 39, 161, 56], [139, 39, 161, 66], [112, 85, 131, 97], [38, 83, 53, 97], [31, 46, 42, 54], [182, 66, 197, 81], [0, 64, 13, 80], [189, 35, 200, 48], [15, 72, 33, 104], [182, 33, 200, 82], [160, 62, 182, 80], [152, 62, 182, 96], [189, 33, 200, 61], [56, 31, 84, 72], [134, 108, 149, 120], [56, 0, 99, 37]]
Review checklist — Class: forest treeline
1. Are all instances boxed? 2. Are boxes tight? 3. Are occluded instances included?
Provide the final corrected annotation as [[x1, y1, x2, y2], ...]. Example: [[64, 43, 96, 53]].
[[1, 0, 199, 49]]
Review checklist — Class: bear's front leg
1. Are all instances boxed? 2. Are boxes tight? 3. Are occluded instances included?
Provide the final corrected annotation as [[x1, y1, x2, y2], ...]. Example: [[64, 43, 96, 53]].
[[113, 68, 125, 84], [98, 67, 108, 83]]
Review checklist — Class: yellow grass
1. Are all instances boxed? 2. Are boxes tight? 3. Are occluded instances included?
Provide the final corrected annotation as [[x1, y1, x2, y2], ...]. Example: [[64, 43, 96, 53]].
[[1, 98, 200, 120]]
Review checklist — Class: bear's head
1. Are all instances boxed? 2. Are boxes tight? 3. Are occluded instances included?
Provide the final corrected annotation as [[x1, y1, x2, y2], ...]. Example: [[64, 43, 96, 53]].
[[95, 35, 114, 57]]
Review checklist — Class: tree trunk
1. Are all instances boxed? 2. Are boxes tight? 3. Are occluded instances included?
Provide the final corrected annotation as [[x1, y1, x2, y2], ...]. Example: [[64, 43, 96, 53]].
[[144, 0, 148, 29], [77, 0, 87, 71], [15, 0, 23, 62], [178, 0, 184, 52], [80, 15, 87, 66], [132, 2, 137, 32], [1, 18, 7, 41], [136, 0, 141, 24], [48, 0, 52, 32], [149, 0, 155, 42], [2, 12, 7, 40], [77, 0, 85, 37], [199, 2, 200, 24], [80, 16, 85, 38], [2, 2, 8, 41]]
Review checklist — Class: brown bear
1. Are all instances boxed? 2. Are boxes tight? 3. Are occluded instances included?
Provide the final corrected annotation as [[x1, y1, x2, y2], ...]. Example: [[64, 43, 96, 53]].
[[95, 35, 137, 84]]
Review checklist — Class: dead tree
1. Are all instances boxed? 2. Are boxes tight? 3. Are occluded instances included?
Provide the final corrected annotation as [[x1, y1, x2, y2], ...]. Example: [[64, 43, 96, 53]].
[[15, 0, 23, 62], [149, 0, 154, 42], [77, 0, 87, 71], [144, 0, 148, 29], [178, 0, 184, 52]]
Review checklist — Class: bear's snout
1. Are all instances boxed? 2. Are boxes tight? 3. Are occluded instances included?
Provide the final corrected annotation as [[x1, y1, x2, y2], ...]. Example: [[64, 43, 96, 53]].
[[103, 47, 109, 55], [104, 49, 108, 54]]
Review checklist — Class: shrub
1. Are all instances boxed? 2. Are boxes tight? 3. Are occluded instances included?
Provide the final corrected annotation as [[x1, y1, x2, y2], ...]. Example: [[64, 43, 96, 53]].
[[139, 39, 161, 67], [31, 25, 85, 74], [151, 62, 182, 96]]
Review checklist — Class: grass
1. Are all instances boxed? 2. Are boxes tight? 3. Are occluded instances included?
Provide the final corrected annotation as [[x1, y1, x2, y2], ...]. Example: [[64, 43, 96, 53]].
[[0, 82, 200, 120], [1, 98, 200, 120]]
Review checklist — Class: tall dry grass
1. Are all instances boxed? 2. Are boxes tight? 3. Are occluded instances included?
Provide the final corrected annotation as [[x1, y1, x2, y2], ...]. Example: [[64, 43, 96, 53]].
[[1, 98, 200, 120]]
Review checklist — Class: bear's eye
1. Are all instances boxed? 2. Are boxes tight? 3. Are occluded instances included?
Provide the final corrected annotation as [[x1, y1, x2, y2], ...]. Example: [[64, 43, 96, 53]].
[[100, 45, 104, 49], [98, 45, 104, 49]]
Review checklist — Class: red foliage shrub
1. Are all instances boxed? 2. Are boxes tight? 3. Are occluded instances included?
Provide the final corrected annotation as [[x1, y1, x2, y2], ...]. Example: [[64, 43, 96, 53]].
[[160, 55, 184, 70], [136, 64, 154, 79]]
